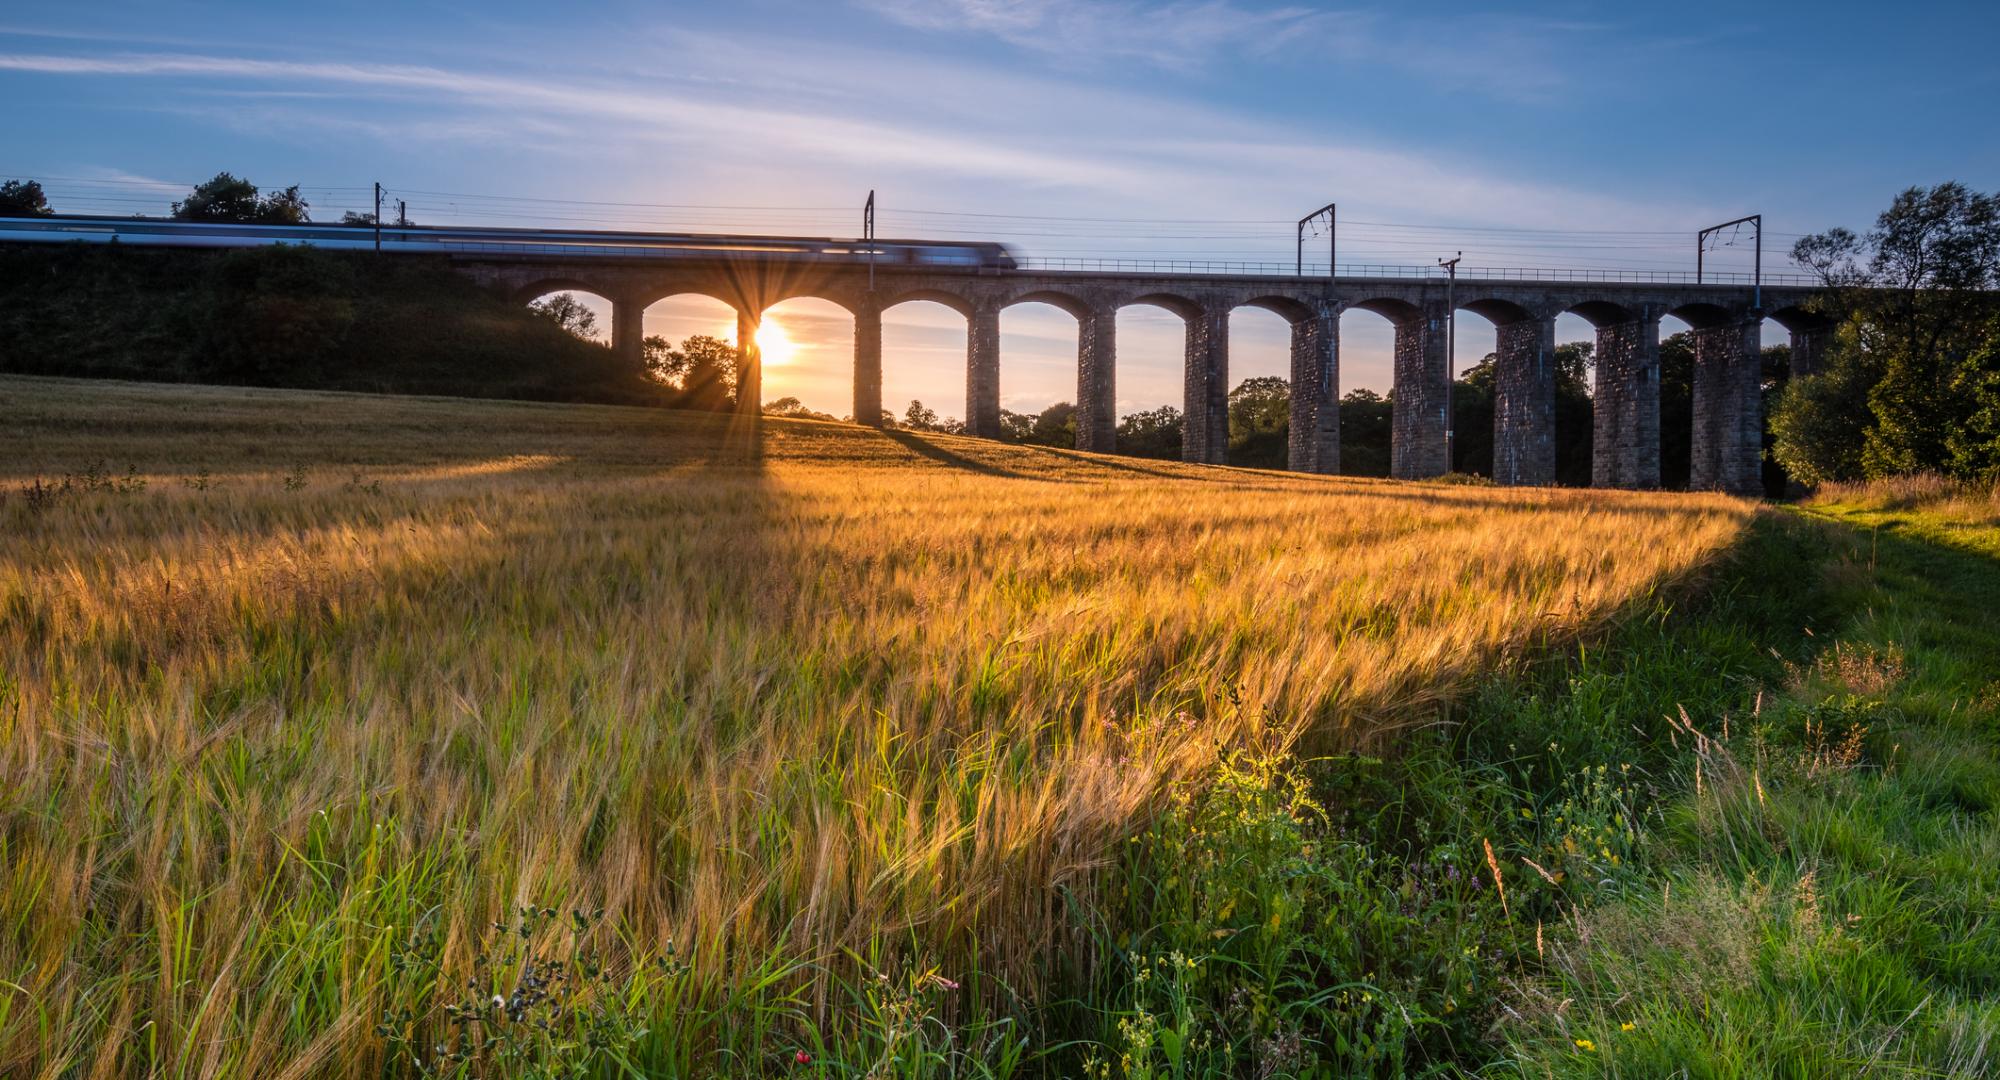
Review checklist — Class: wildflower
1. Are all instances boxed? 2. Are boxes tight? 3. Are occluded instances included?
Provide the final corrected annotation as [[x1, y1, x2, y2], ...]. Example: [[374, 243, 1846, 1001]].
[[1620, 1022, 1636, 1032], [1574, 1038, 1596, 1051], [795, 1050, 812, 1065]]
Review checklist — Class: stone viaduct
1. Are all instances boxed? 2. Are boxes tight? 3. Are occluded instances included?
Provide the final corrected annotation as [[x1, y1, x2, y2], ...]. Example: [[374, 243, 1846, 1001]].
[[457, 254, 1837, 495]]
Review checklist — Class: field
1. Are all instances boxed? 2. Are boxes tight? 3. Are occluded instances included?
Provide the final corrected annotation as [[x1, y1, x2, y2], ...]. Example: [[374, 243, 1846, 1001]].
[[0, 373, 1839, 1076]]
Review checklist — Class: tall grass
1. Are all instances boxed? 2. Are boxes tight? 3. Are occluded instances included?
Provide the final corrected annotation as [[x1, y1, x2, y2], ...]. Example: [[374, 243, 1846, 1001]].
[[0, 375, 1754, 1076]]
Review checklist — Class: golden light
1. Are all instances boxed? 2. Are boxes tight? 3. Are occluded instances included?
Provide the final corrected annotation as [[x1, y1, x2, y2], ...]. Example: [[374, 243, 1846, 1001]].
[[752, 320, 796, 367]]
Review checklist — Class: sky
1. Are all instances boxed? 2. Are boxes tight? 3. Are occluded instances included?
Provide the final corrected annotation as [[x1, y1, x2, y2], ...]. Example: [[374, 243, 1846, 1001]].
[[5, 1, 1996, 421]]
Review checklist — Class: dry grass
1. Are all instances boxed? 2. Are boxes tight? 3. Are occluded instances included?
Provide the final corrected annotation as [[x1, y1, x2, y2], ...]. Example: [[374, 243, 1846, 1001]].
[[0, 375, 1755, 1076]]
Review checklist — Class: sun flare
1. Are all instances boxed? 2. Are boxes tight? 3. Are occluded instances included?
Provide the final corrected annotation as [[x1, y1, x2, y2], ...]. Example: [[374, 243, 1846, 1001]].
[[752, 320, 795, 367]]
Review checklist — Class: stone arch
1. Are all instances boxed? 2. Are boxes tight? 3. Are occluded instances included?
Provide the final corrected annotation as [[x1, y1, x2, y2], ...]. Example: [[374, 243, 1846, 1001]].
[[1120, 292, 1205, 320], [1235, 294, 1316, 322], [1662, 301, 1738, 330], [1562, 299, 1636, 328], [509, 277, 609, 307], [881, 288, 976, 318], [1001, 289, 1092, 319]]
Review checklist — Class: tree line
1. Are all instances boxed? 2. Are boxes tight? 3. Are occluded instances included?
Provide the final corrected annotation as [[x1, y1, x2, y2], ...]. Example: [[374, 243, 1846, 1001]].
[[0, 173, 408, 226]]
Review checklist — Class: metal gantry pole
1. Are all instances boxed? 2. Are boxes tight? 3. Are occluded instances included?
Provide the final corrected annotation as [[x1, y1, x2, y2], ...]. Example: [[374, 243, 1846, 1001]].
[[1697, 214, 1762, 307], [864, 190, 876, 292], [1296, 202, 1336, 281]]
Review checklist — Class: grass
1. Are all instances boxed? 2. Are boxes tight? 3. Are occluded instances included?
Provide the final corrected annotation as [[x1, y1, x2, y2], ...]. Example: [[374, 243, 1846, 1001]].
[[0, 374, 1757, 1078], [8, 376, 1997, 1078]]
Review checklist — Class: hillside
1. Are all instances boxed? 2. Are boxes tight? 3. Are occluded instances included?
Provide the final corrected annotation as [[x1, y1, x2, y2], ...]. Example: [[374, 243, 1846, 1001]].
[[0, 243, 662, 404]]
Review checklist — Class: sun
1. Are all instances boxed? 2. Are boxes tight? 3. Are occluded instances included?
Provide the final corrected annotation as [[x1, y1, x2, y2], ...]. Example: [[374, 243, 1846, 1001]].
[[752, 320, 796, 367]]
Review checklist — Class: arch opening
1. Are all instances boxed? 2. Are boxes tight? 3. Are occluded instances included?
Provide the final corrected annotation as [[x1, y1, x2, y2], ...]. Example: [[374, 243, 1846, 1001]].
[[755, 297, 855, 421], [997, 300, 1083, 447], [1226, 305, 1294, 468], [640, 292, 743, 411], [521, 287, 612, 345], [879, 298, 971, 431], [1333, 305, 1403, 477], [1115, 300, 1194, 459]]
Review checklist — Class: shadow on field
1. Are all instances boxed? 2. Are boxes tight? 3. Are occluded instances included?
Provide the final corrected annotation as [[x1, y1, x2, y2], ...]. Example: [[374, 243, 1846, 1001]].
[[878, 428, 1063, 482]]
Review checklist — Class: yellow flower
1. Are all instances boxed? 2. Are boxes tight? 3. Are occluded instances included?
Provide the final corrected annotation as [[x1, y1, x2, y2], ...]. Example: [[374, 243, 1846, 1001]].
[[1574, 1038, 1596, 1051], [1620, 1022, 1636, 1032]]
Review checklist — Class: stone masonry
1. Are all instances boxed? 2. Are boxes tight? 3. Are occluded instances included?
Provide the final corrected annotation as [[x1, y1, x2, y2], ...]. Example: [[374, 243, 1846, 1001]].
[[1493, 315, 1556, 486], [1591, 313, 1662, 489], [1390, 301, 1450, 480], [457, 254, 1835, 495]]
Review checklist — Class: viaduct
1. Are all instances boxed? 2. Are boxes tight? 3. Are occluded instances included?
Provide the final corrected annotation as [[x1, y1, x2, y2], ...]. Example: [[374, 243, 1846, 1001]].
[[460, 254, 1834, 496]]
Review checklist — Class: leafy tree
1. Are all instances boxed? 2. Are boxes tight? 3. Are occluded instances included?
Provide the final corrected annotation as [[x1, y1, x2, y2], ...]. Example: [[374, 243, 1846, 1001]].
[[1553, 341, 1595, 487], [172, 173, 311, 224], [764, 396, 837, 421], [1026, 401, 1076, 447], [1778, 181, 2000, 482], [1117, 406, 1183, 460], [1450, 357, 1496, 476], [898, 400, 965, 434], [1339, 389, 1392, 477], [1227, 376, 1291, 468], [999, 409, 1036, 443], [341, 211, 377, 226], [531, 293, 599, 341], [1769, 339, 1881, 485], [643, 333, 737, 410], [1659, 332, 1695, 489], [0, 179, 53, 217]]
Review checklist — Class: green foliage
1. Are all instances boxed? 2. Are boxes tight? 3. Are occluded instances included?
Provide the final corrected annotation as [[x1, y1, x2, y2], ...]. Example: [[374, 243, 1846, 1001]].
[[1779, 181, 2000, 484], [379, 906, 653, 1079], [0, 178, 52, 217], [172, 172, 312, 224], [530, 292, 599, 340], [764, 396, 838, 421], [1116, 406, 1183, 460], [0, 243, 660, 404], [1339, 389, 1392, 477], [1001, 401, 1076, 447], [645, 333, 737, 411], [1226, 376, 1290, 468], [900, 399, 964, 433], [196, 244, 357, 381]]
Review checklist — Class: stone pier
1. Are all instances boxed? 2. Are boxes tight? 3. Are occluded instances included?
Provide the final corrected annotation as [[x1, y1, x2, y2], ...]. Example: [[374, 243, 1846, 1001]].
[[1183, 309, 1230, 465], [1390, 300, 1450, 480], [1493, 313, 1556, 486], [1690, 318, 1765, 495], [1077, 307, 1117, 453], [1287, 302, 1340, 474], [1592, 312, 1662, 489]]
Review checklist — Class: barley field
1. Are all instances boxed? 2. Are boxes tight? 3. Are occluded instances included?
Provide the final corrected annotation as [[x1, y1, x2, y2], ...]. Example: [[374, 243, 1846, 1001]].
[[0, 375, 1754, 1077]]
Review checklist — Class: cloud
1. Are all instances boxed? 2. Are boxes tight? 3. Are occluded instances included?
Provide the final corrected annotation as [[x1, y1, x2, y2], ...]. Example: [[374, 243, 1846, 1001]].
[[857, 0, 1328, 68]]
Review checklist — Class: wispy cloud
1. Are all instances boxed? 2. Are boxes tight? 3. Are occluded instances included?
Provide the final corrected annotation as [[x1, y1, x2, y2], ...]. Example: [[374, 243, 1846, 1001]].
[[857, 0, 1328, 68]]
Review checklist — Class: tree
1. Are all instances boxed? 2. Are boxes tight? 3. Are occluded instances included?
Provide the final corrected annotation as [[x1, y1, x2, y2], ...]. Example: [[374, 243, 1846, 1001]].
[[1025, 402, 1076, 447], [1777, 182, 2000, 482], [531, 293, 599, 341], [1117, 406, 1183, 460], [1228, 376, 1291, 468], [999, 409, 1036, 443], [1552, 341, 1595, 486], [643, 333, 737, 410], [1339, 389, 1392, 477], [764, 396, 837, 421], [172, 173, 311, 224], [0, 179, 52, 217], [341, 211, 377, 226]]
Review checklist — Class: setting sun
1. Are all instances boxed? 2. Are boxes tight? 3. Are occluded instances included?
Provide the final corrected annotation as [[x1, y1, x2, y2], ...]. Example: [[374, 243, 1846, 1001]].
[[753, 319, 795, 367]]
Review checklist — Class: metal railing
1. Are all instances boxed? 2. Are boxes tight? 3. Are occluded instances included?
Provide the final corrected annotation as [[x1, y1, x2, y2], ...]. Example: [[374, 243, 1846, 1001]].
[[1014, 257, 1820, 286]]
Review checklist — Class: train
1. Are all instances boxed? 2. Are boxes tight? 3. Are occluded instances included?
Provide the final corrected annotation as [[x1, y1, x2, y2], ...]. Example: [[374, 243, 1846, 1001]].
[[0, 214, 1020, 269]]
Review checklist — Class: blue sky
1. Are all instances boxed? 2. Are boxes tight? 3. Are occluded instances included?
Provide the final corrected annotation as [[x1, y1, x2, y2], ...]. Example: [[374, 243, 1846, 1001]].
[[5, 1, 1995, 418]]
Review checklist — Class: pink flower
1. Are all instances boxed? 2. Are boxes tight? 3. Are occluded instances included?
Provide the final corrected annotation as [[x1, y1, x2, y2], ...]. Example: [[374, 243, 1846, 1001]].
[[795, 1050, 812, 1065]]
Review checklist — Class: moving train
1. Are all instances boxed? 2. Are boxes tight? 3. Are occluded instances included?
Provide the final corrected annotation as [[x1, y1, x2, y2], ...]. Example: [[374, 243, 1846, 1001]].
[[0, 215, 1021, 269]]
